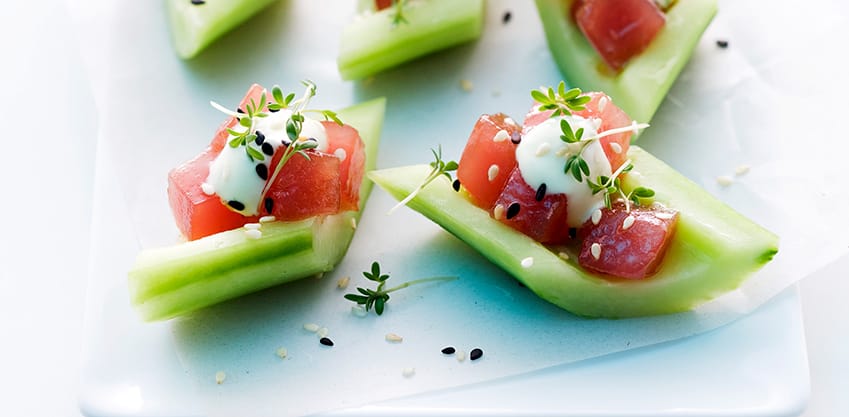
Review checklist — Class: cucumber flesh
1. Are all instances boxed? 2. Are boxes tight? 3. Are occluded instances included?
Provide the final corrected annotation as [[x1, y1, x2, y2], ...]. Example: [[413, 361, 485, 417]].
[[534, 0, 717, 124], [368, 145, 778, 318], [165, 0, 279, 59], [337, 0, 485, 80], [128, 97, 386, 321]]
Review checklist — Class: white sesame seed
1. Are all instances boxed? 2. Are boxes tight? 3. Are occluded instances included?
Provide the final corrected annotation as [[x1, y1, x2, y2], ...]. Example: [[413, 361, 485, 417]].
[[535, 142, 551, 157], [350, 217, 357, 230], [460, 79, 473, 92], [493, 129, 509, 142], [487, 164, 500, 182], [505, 117, 517, 127], [456, 350, 467, 362], [598, 96, 609, 112], [493, 204, 506, 220], [317, 327, 329, 338], [521, 257, 534, 268], [591, 209, 602, 225], [402, 367, 416, 378], [558, 251, 570, 260], [351, 305, 368, 317], [337, 276, 350, 289], [215, 371, 226, 385], [245, 229, 262, 239], [244, 223, 261, 230], [610, 142, 623, 154], [734, 164, 750, 176], [593, 118, 602, 130], [259, 215, 276, 223], [655, 211, 675, 220], [303, 323, 320, 332], [622, 215, 635, 230], [716, 175, 734, 186], [555, 146, 569, 156], [276, 347, 288, 359], [591, 243, 602, 260], [385, 333, 403, 343], [201, 182, 215, 196], [334, 148, 347, 162]]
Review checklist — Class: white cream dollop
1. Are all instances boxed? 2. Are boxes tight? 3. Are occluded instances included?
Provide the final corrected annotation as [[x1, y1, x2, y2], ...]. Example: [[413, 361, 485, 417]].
[[515, 114, 611, 227], [206, 109, 328, 216]]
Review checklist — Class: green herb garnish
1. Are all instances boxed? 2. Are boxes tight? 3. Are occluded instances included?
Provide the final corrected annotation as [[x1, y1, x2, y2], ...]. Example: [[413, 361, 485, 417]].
[[344, 261, 457, 315], [587, 160, 656, 211], [531, 81, 592, 117], [389, 0, 408, 27], [388, 145, 458, 213], [210, 80, 343, 199]]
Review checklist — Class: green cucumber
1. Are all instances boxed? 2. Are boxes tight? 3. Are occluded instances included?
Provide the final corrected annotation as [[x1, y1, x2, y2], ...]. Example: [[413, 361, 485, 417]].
[[534, 0, 717, 124], [337, 0, 485, 80], [165, 0, 279, 59], [128, 97, 386, 321], [369, 145, 778, 318]]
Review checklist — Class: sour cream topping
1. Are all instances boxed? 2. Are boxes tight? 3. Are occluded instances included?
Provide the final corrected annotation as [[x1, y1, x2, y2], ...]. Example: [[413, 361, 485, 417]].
[[515, 114, 611, 227], [205, 109, 328, 216]]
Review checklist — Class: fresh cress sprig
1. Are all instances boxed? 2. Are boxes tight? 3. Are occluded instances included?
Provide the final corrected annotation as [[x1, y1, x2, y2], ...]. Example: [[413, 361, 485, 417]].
[[389, 0, 409, 27], [388, 145, 458, 214], [344, 261, 457, 315], [210, 80, 343, 200], [532, 83, 655, 210]]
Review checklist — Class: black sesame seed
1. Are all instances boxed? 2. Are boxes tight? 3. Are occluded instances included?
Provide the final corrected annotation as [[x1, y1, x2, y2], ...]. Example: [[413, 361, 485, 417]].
[[236, 108, 244, 114], [535, 183, 547, 202], [262, 142, 274, 156], [510, 131, 522, 144], [264, 197, 274, 214], [319, 337, 334, 347], [502, 10, 512, 24], [441, 346, 456, 355], [308, 137, 318, 142], [452, 179, 461, 192], [716, 39, 729, 48], [190, 0, 205, 5], [506, 202, 520, 219], [470, 348, 483, 361], [568, 227, 577, 239], [255, 163, 268, 180], [255, 130, 265, 145], [228, 200, 245, 211]]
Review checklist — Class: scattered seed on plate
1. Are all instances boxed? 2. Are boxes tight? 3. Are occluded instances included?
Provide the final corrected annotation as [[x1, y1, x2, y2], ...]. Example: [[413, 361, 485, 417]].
[[276, 347, 288, 359], [716, 39, 729, 48], [521, 257, 534, 268], [385, 333, 403, 343], [215, 371, 226, 384], [402, 367, 416, 378], [460, 79, 473, 92], [319, 337, 334, 347], [441, 346, 456, 355], [456, 350, 467, 362], [303, 323, 320, 332], [502, 10, 512, 24], [470, 348, 483, 361], [317, 327, 329, 338], [337, 276, 350, 289], [716, 175, 733, 186], [734, 164, 750, 176]]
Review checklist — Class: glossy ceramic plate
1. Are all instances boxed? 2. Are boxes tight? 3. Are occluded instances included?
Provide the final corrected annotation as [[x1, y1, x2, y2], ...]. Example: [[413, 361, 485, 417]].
[[77, 0, 849, 415]]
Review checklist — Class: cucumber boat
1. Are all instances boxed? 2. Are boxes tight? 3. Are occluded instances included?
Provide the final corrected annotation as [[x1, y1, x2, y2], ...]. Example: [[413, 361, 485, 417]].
[[166, 0, 279, 59], [129, 94, 386, 321], [337, 0, 485, 80], [534, 0, 717, 123]]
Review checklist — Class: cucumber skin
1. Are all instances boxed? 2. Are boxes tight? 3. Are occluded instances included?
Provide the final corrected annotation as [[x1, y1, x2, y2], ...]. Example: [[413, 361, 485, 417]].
[[534, 0, 717, 124], [369, 146, 778, 318], [128, 97, 386, 321], [165, 0, 279, 59], [337, 0, 485, 80]]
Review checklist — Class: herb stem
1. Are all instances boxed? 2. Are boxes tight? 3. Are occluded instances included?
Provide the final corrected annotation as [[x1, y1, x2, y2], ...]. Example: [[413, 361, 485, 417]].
[[383, 276, 458, 293], [387, 167, 440, 214], [584, 122, 650, 141], [210, 100, 242, 118]]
